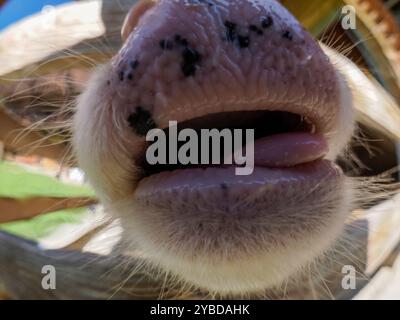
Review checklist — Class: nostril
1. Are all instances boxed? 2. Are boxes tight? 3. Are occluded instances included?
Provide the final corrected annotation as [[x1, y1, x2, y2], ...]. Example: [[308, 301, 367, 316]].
[[121, 0, 157, 42]]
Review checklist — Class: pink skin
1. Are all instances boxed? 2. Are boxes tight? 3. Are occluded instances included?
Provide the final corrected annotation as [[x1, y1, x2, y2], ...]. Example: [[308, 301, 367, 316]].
[[106, 0, 340, 195], [135, 160, 341, 218], [73, 0, 354, 293], [107, 0, 340, 163], [254, 132, 328, 167]]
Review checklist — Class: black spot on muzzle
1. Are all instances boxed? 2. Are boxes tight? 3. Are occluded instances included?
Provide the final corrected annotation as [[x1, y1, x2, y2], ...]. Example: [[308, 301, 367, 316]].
[[128, 106, 157, 136]]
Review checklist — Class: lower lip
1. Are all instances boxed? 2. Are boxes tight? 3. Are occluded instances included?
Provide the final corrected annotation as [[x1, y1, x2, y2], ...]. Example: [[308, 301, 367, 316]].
[[133, 160, 343, 213]]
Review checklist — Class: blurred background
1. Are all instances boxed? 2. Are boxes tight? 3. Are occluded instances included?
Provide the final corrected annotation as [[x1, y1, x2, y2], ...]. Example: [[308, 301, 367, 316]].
[[0, 0, 400, 299]]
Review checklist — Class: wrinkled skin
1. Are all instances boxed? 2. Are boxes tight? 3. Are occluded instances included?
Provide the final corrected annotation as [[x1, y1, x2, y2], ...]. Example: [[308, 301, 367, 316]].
[[73, 0, 355, 295]]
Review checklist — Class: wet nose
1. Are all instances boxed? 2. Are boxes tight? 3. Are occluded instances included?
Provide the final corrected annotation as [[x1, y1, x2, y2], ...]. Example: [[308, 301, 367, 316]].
[[111, 0, 339, 138]]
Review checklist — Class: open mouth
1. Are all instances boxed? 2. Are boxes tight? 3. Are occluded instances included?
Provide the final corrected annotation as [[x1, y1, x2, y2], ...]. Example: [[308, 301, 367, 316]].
[[133, 107, 342, 216], [140, 109, 327, 178]]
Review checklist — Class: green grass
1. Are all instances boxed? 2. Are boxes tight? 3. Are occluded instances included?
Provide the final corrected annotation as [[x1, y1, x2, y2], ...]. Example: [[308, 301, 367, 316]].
[[0, 161, 95, 240], [0, 161, 95, 199], [0, 207, 88, 240]]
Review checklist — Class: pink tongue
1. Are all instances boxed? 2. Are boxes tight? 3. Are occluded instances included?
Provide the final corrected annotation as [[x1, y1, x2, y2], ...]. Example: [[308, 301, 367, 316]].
[[253, 132, 328, 167]]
